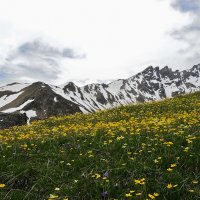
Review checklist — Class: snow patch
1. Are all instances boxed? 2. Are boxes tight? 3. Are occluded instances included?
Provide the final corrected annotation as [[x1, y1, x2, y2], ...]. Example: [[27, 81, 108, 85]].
[[54, 97, 58, 102], [0, 83, 30, 92], [79, 106, 88, 113], [107, 80, 124, 95], [20, 110, 37, 125], [2, 99, 34, 113], [0, 91, 24, 108]]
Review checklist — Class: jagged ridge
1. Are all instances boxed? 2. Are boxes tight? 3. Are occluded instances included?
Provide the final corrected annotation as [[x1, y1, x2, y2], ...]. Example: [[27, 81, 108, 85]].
[[0, 64, 199, 126]]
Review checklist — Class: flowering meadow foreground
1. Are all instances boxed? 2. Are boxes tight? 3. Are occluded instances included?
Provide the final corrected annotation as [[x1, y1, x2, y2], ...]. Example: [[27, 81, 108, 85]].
[[0, 92, 200, 200]]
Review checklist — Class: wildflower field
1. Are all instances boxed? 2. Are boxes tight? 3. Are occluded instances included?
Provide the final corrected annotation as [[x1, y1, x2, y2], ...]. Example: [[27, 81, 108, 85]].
[[0, 92, 200, 200]]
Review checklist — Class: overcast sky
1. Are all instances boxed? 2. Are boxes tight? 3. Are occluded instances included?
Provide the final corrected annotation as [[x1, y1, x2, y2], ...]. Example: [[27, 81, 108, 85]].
[[0, 0, 199, 86]]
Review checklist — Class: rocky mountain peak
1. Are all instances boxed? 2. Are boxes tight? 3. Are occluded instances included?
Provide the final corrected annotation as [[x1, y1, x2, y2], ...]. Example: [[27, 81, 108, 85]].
[[63, 82, 78, 93], [0, 64, 199, 128]]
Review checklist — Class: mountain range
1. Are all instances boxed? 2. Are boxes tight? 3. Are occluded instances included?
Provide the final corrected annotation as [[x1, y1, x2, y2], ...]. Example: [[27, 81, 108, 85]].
[[0, 64, 199, 128]]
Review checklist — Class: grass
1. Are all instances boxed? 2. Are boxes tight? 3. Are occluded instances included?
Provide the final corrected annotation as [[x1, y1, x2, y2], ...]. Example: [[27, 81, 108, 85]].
[[0, 92, 200, 200]]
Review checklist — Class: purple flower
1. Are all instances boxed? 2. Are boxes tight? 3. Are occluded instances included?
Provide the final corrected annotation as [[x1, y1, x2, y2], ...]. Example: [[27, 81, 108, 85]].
[[103, 171, 109, 178], [101, 191, 108, 199]]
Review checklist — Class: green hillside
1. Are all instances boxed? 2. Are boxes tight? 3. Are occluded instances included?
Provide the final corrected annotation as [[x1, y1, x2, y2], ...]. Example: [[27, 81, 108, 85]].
[[0, 92, 200, 200]]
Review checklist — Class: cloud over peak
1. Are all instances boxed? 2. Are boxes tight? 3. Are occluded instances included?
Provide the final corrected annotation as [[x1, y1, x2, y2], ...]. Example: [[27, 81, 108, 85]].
[[170, 0, 200, 65], [0, 39, 86, 84], [0, 0, 199, 86], [171, 0, 199, 13], [17, 39, 85, 59]]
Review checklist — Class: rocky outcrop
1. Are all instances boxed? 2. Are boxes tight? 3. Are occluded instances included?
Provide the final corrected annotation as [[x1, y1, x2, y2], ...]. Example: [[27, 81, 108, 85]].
[[0, 82, 82, 126], [0, 113, 27, 129]]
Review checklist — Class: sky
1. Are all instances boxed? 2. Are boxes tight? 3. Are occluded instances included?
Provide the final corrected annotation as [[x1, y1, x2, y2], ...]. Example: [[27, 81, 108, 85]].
[[0, 0, 199, 86]]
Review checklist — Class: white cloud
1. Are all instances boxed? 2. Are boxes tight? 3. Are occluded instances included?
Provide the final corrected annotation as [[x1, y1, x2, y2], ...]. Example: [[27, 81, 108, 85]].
[[169, 0, 200, 66], [0, 0, 196, 86], [0, 39, 85, 84]]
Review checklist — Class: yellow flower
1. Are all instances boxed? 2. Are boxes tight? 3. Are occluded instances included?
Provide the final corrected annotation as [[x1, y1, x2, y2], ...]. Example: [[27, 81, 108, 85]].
[[184, 147, 189, 152], [154, 159, 159, 163], [166, 183, 173, 189], [135, 192, 142, 196], [153, 193, 159, 197], [116, 136, 124, 140], [188, 189, 194, 193], [163, 141, 173, 146], [49, 194, 59, 199], [170, 164, 177, 168], [167, 183, 178, 189], [0, 184, 6, 188], [95, 173, 101, 179], [192, 180, 198, 184], [173, 184, 178, 188], [134, 179, 141, 185], [108, 139, 113, 144], [167, 168, 173, 172], [125, 193, 132, 197], [134, 178, 145, 185], [148, 194, 155, 199]]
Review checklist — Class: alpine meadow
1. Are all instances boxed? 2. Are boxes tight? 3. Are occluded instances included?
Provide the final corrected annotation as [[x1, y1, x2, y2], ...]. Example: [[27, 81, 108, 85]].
[[0, 91, 200, 200]]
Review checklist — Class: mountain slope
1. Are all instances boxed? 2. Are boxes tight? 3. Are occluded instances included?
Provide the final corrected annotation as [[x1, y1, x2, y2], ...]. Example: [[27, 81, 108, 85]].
[[0, 91, 200, 199], [0, 82, 82, 124], [0, 64, 199, 126]]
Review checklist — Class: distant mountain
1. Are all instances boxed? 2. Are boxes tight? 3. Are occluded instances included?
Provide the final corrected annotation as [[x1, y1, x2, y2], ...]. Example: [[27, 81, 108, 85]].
[[0, 64, 199, 128]]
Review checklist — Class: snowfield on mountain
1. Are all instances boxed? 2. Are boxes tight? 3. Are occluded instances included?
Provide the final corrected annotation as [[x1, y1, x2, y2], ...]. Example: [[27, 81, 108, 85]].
[[0, 64, 199, 127]]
